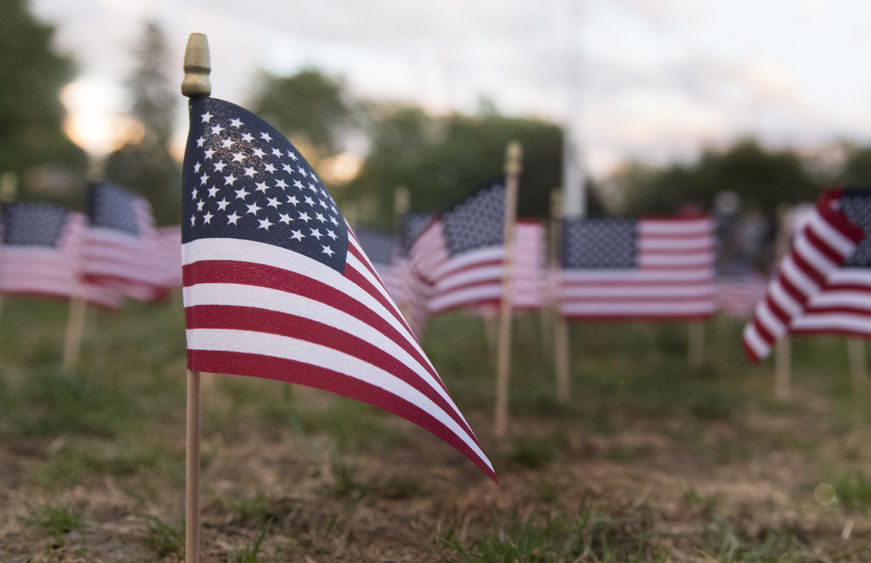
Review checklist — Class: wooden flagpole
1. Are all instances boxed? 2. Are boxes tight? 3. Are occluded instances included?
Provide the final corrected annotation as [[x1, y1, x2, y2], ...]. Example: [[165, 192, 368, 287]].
[[494, 141, 522, 439], [393, 186, 412, 322], [773, 206, 791, 400], [550, 190, 570, 402], [181, 31, 210, 563]]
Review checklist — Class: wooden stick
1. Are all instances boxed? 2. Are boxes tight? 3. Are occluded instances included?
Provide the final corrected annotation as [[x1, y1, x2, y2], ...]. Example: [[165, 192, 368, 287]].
[[848, 338, 867, 387], [494, 141, 522, 439], [182, 32, 210, 563], [687, 320, 705, 370], [185, 369, 201, 563], [393, 186, 412, 322], [550, 190, 570, 402], [62, 289, 86, 371], [773, 205, 792, 398]]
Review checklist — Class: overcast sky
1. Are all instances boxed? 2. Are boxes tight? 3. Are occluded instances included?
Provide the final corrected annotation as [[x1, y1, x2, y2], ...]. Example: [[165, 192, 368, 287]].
[[31, 0, 871, 178]]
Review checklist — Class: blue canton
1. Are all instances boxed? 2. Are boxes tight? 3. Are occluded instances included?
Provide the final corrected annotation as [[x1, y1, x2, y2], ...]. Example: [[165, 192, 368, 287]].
[[87, 182, 140, 235], [2, 202, 69, 247], [442, 184, 504, 256], [182, 97, 347, 272], [841, 187, 871, 268], [563, 218, 637, 269]]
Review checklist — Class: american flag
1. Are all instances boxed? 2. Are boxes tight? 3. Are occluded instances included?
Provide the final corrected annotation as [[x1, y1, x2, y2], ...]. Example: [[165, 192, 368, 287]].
[[409, 183, 511, 315], [558, 216, 717, 319], [716, 274, 768, 317], [743, 188, 867, 361], [83, 182, 167, 300], [353, 225, 404, 303], [0, 202, 122, 308], [182, 96, 494, 481]]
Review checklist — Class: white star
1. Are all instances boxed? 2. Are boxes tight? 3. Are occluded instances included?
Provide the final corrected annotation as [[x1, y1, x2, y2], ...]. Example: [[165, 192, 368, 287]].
[[204, 148, 216, 159], [290, 230, 304, 241], [241, 132, 254, 143], [252, 147, 265, 158], [199, 173, 209, 186], [196, 199, 205, 211], [223, 174, 238, 186], [258, 217, 273, 230], [194, 161, 202, 173], [255, 181, 269, 193], [207, 186, 220, 198], [278, 213, 292, 225], [315, 212, 326, 222], [306, 183, 318, 192], [220, 138, 233, 149], [266, 196, 280, 208], [216, 198, 230, 211], [310, 228, 323, 240], [330, 216, 339, 226], [213, 161, 227, 173], [243, 167, 256, 177], [297, 166, 307, 177], [326, 230, 337, 240], [234, 187, 250, 199], [264, 163, 276, 174], [271, 147, 282, 157], [226, 211, 241, 225], [196, 137, 206, 148], [298, 211, 311, 222], [321, 245, 335, 257], [201, 111, 213, 123], [211, 123, 225, 135], [293, 179, 304, 190], [232, 152, 245, 163], [275, 179, 288, 189], [287, 151, 298, 160], [282, 163, 294, 174], [287, 195, 299, 206], [246, 202, 262, 215], [203, 211, 214, 224], [318, 199, 329, 209], [304, 196, 315, 206], [191, 188, 198, 200], [190, 215, 196, 226], [260, 131, 273, 142], [230, 117, 243, 128]]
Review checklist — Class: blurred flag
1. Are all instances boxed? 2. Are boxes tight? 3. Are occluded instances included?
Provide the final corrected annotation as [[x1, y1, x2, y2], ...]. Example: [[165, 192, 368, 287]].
[[83, 182, 167, 301], [181, 96, 494, 481], [743, 188, 866, 361], [0, 202, 122, 308], [156, 225, 183, 289], [410, 183, 517, 315], [354, 225, 404, 303], [558, 216, 716, 319], [716, 274, 768, 317]]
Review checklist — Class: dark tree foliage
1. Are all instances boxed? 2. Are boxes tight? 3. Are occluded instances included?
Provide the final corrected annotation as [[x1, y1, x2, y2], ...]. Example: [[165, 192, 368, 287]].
[[0, 0, 86, 196], [839, 145, 871, 187], [104, 21, 180, 224], [248, 68, 356, 160], [341, 103, 563, 228]]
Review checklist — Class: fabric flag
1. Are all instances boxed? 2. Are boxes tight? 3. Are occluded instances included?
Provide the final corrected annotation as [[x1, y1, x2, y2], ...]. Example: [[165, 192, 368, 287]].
[[181, 96, 495, 481], [409, 183, 513, 315], [558, 216, 717, 319], [716, 274, 768, 317], [0, 202, 122, 308], [742, 188, 866, 361], [394, 212, 437, 336], [157, 225, 183, 289], [354, 225, 404, 304], [83, 182, 167, 301]]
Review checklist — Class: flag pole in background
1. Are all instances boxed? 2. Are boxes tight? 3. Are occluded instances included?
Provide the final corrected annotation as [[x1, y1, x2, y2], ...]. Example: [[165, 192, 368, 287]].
[[0, 172, 18, 320], [550, 189, 570, 403], [773, 205, 791, 400], [392, 186, 412, 322], [494, 140, 521, 439], [181, 31, 210, 563]]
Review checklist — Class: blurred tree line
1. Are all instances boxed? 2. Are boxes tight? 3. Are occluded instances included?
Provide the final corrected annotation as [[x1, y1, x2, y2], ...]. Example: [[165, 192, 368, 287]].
[[6, 0, 871, 230]]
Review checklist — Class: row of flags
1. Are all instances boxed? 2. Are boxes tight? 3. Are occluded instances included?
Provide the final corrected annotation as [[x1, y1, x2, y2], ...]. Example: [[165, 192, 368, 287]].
[[0, 183, 181, 309]]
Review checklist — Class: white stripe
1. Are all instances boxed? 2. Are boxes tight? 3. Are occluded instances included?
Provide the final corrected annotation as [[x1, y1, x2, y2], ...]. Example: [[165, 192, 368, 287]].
[[561, 269, 713, 283], [755, 301, 786, 339], [638, 253, 714, 267], [186, 327, 492, 472], [791, 312, 871, 333], [793, 233, 837, 276], [806, 290, 871, 311], [431, 246, 503, 280], [429, 283, 503, 313], [809, 208, 856, 258], [767, 279, 802, 318], [639, 219, 712, 235], [562, 285, 714, 298], [779, 255, 819, 298]]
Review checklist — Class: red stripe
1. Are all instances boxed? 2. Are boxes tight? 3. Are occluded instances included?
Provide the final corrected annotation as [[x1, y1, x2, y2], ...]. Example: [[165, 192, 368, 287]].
[[822, 282, 871, 292], [804, 227, 844, 265], [764, 294, 789, 325], [183, 260, 440, 387], [753, 316, 775, 345], [437, 257, 504, 279], [187, 349, 496, 483], [185, 305, 478, 445], [777, 272, 807, 306], [790, 251, 826, 288], [802, 305, 871, 315]]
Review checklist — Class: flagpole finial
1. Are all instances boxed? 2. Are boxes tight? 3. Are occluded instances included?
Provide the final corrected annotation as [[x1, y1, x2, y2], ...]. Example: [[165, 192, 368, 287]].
[[182, 33, 211, 98], [505, 141, 522, 175]]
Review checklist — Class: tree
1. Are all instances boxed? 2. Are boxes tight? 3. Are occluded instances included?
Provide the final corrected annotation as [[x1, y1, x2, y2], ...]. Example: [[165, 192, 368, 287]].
[[248, 68, 356, 165], [104, 21, 179, 224], [0, 0, 86, 198]]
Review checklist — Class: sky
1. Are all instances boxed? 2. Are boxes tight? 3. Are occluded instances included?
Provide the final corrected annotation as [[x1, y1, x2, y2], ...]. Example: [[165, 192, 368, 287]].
[[30, 0, 871, 179]]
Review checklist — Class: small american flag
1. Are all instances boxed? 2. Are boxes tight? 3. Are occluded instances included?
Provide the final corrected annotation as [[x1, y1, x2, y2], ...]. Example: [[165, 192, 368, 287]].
[[743, 188, 868, 360], [182, 96, 494, 481], [0, 202, 122, 308], [410, 183, 511, 315], [558, 216, 716, 319], [716, 274, 768, 317], [83, 182, 167, 300]]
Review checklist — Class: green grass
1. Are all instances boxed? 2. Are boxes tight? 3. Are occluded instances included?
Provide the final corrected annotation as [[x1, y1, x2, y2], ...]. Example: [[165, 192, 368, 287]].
[[20, 502, 83, 539], [142, 517, 184, 560]]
